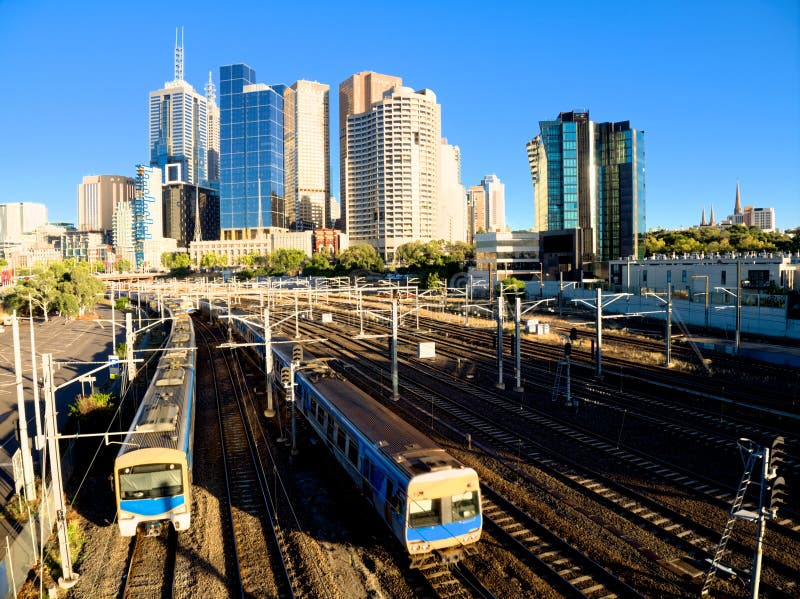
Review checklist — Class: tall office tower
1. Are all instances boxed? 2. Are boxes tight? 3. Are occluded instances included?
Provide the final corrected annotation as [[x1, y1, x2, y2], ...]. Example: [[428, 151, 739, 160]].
[[0, 203, 48, 242], [149, 30, 208, 185], [526, 135, 548, 231], [437, 139, 467, 243], [467, 185, 486, 243], [481, 174, 506, 231], [284, 80, 330, 229], [163, 182, 221, 247], [527, 111, 645, 265], [339, 71, 403, 233], [77, 175, 135, 235], [594, 121, 646, 262], [205, 71, 220, 184], [345, 84, 441, 260], [219, 64, 286, 240]]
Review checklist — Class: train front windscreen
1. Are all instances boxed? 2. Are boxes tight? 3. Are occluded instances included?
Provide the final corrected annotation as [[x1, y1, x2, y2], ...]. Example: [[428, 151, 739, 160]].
[[118, 463, 183, 499], [409, 490, 479, 527]]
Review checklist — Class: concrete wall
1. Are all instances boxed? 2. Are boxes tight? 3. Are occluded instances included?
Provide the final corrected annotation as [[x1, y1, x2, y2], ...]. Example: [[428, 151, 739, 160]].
[[526, 281, 800, 341]]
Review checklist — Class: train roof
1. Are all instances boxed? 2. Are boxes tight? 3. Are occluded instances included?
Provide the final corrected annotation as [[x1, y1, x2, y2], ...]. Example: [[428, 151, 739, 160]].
[[117, 308, 195, 459], [272, 341, 463, 479]]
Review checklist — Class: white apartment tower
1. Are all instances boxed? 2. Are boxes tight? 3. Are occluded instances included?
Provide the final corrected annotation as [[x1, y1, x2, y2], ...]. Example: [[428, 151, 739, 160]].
[[284, 80, 330, 229], [345, 85, 441, 260], [112, 200, 134, 262], [78, 175, 135, 233], [481, 174, 506, 232], [437, 139, 467, 243], [339, 71, 404, 233], [0, 203, 48, 243]]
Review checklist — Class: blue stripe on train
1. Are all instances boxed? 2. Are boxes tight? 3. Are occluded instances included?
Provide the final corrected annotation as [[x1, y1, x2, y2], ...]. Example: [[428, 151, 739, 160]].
[[406, 515, 482, 542], [120, 494, 186, 516]]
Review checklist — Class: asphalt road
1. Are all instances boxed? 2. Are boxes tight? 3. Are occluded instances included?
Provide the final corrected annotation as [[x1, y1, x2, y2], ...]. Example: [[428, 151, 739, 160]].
[[0, 305, 119, 503]]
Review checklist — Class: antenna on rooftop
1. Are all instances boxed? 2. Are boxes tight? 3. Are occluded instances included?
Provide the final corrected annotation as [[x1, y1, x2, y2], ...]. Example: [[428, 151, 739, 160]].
[[205, 71, 216, 104], [174, 27, 184, 82]]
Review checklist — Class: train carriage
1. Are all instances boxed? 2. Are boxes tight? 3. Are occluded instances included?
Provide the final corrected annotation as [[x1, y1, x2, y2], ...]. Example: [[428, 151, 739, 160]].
[[114, 304, 196, 536], [204, 300, 481, 562]]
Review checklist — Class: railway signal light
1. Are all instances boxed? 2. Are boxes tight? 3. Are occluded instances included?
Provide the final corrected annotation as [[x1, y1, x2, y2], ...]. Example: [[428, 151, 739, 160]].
[[281, 367, 292, 388], [564, 342, 572, 357], [768, 476, 787, 514], [768, 436, 785, 476], [570, 327, 578, 341], [292, 345, 303, 364]]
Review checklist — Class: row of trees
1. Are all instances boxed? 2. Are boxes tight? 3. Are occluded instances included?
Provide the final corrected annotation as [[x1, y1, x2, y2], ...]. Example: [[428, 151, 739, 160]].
[[161, 241, 475, 288], [2, 260, 105, 321], [645, 226, 800, 256]]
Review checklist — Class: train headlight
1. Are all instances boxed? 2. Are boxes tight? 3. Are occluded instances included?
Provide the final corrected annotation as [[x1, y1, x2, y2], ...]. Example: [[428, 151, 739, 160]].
[[173, 504, 188, 514], [119, 510, 135, 520]]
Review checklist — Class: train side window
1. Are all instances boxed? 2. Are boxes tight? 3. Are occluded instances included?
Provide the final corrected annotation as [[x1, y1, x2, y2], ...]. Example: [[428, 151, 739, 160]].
[[336, 427, 347, 452], [347, 438, 359, 466], [315, 401, 324, 424], [326, 415, 334, 441]]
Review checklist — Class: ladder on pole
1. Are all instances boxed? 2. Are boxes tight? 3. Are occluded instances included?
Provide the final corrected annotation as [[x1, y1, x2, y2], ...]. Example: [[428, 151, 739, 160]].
[[551, 360, 565, 402], [701, 449, 758, 595]]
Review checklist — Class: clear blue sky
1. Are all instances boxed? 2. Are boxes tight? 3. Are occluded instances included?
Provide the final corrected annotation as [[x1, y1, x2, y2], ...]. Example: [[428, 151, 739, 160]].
[[1, 0, 798, 232]]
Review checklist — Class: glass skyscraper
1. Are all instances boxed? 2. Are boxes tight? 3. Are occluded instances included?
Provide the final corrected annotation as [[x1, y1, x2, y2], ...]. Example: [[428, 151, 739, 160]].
[[219, 64, 286, 239], [527, 111, 645, 266]]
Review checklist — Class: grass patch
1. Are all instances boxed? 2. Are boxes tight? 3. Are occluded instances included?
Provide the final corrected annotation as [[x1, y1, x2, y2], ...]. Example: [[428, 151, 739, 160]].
[[68, 392, 113, 418]]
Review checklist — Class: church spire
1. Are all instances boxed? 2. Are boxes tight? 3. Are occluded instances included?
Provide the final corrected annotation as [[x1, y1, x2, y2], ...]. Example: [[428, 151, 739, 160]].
[[174, 27, 184, 82], [701, 207, 707, 226], [709, 204, 716, 226], [734, 181, 742, 215]]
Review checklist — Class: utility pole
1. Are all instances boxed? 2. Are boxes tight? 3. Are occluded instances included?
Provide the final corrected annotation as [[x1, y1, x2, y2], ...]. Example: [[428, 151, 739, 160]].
[[665, 283, 672, 367], [110, 282, 116, 352], [514, 296, 523, 392], [41, 353, 79, 589], [12, 314, 36, 500], [595, 287, 603, 378], [496, 296, 505, 390], [391, 300, 399, 401], [125, 312, 136, 381], [28, 296, 43, 451], [294, 290, 300, 338], [263, 308, 275, 417], [735, 260, 742, 355]]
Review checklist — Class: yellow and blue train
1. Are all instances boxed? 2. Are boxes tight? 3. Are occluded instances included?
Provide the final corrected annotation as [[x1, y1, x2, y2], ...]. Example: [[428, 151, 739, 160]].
[[203, 300, 482, 562], [114, 300, 196, 536]]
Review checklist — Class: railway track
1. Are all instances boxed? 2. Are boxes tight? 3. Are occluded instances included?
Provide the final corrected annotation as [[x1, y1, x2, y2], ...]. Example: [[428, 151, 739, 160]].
[[197, 320, 301, 597], [296, 319, 797, 595], [481, 486, 644, 598], [121, 530, 177, 599]]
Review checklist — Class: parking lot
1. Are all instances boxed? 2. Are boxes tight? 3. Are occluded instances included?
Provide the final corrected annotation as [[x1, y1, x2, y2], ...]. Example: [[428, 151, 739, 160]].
[[0, 305, 118, 506]]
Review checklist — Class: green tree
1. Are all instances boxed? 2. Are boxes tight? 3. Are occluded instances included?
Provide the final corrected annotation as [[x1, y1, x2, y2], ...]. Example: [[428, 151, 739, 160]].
[[425, 271, 444, 291], [303, 252, 333, 276], [266, 249, 306, 276], [1, 261, 104, 321], [336, 244, 385, 272], [0, 258, 7, 267], [496, 277, 527, 303], [116, 258, 132, 273]]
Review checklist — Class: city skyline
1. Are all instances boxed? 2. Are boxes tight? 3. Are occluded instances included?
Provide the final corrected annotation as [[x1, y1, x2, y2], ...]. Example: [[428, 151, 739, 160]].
[[0, 1, 797, 232]]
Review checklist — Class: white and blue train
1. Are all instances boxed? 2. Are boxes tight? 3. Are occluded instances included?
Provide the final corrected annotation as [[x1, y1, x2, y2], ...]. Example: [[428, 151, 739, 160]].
[[114, 300, 196, 536], [203, 300, 482, 562]]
